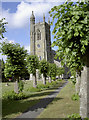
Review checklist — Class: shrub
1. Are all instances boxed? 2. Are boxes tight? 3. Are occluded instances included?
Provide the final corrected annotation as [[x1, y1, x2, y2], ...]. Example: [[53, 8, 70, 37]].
[[18, 80, 24, 92], [67, 113, 81, 119], [37, 84, 50, 90], [71, 93, 79, 101], [3, 91, 27, 100], [27, 87, 41, 92]]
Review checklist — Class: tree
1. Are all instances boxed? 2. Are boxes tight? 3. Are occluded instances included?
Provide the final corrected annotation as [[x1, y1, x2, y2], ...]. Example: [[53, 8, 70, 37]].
[[49, 1, 89, 118], [50, 2, 89, 73], [26, 55, 39, 88], [57, 67, 65, 79], [1, 42, 27, 81], [0, 18, 7, 40], [1, 58, 6, 82], [39, 60, 49, 85], [48, 63, 57, 81]]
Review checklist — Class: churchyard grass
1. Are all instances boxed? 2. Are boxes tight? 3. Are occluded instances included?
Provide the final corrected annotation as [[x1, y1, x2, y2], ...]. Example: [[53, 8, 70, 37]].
[[37, 80, 79, 118], [2, 79, 65, 118]]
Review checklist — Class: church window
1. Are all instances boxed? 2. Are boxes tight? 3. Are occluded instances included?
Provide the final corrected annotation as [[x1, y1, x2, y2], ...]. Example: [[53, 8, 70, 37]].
[[37, 44, 40, 48], [37, 29, 41, 40], [39, 56, 41, 60]]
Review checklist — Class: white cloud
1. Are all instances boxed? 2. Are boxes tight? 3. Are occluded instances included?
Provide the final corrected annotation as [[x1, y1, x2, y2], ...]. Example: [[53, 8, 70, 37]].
[[24, 45, 30, 53], [2, 1, 62, 29]]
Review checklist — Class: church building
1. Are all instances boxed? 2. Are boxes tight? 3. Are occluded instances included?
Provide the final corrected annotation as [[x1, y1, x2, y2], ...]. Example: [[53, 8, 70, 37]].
[[30, 11, 70, 79], [30, 11, 54, 63]]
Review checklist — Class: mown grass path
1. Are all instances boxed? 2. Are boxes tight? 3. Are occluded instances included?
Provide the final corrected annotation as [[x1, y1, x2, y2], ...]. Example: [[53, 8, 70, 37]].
[[15, 81, 68, 119], [37, 80, 79, 118]]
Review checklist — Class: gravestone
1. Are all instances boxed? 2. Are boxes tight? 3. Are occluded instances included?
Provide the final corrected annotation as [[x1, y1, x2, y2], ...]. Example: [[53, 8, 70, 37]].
[[79, 53, 89, 118], [14, 81, 19, 94], [30, 74, 33, 80], [75, 72, 81, 94], [41, 74, 46, 85], [49, 77, 51, 83]]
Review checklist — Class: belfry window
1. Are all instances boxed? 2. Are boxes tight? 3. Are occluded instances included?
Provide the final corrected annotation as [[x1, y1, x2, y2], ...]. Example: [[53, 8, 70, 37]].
[[37, 29, 41, 40]]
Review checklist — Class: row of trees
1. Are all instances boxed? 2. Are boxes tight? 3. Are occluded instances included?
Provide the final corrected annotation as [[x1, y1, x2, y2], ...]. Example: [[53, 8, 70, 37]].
[[1, 41, 64, 86]]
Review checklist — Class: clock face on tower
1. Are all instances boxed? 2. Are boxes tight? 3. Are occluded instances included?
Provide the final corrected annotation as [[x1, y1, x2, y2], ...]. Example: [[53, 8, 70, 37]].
[[37, 44, 40, 48]]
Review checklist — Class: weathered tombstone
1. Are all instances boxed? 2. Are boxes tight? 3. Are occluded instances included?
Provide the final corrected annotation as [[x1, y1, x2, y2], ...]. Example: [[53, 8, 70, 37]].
[[5, 83, 9, 86], [41, 74, 46, 85], [14, 81, 19, 94], [75, 72, 81, 94], [79, 53, 89, 118], [30, 74, 33, 80], [49, 77, 51, 83]]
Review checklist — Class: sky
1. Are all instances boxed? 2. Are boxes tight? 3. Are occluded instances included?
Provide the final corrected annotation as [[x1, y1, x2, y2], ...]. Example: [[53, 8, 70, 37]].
[[0, 0, 78, 61]]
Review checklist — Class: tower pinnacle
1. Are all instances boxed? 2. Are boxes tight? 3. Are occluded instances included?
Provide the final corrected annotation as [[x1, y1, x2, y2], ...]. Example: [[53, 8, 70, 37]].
[[43, 13, 45, 22]]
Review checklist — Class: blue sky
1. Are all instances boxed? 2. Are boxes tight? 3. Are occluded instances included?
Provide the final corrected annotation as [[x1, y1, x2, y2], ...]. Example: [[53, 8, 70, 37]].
[[0, 0, 76, 61]]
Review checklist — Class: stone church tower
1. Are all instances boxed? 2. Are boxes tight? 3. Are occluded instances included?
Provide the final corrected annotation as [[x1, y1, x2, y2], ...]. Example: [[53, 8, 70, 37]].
[[30, 11, 54, 63]]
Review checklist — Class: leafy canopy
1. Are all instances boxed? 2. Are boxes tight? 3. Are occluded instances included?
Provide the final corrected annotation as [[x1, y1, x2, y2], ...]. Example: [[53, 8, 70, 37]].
[[48, 63, 57, 80], [1, 42, 27, 80], [26, 55, 39, 76], [49, 2, 89, 73], [39, 59, 49, 78], [0, 18, 7, 40]]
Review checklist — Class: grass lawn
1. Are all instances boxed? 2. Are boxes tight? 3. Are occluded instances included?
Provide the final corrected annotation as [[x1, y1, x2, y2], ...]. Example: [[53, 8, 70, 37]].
[[37, 80, 80, 118], [2, 80, 65, 118]]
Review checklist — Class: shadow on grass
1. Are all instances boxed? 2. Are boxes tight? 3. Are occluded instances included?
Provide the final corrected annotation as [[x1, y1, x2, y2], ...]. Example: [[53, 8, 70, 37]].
[[2, 90, 63, 118]]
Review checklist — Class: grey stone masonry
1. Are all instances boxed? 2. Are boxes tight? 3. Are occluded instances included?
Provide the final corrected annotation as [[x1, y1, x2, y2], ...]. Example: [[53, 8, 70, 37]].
[[30, 11, 54, 63]]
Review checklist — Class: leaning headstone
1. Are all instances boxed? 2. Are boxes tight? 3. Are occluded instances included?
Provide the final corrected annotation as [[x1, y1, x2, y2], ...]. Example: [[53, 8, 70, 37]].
[[14, 81, 19, 94], [75, 72, 81, 94]]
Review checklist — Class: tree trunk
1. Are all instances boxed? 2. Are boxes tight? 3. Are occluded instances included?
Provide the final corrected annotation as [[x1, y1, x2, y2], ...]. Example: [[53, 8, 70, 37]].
[[14, 80, 19, 93], [43, 76, 46, 85], [75, 72, 81, 94], [33, 74, 37, 88], [79, 53, 89, 118], [36, 69, 39, 81]]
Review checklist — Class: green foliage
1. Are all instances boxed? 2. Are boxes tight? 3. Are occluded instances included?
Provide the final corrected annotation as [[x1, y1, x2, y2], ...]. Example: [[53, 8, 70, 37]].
[[67, 113, 81, 119], [37, 84, 50, 90], [49, 2, 89, 77], [57, 67, 65, 77], [1, 58, 6, 82], [18, 80, 24, 92], [71, 93, 79, 101], [27, 87, 41, 92], [0, 18, 8, 40], [39, 59, 49, 78], [26, 55, 39, 76], [3, 91, 27, 100], [48, 63, 57, 80], [1, 42, 27, 80]]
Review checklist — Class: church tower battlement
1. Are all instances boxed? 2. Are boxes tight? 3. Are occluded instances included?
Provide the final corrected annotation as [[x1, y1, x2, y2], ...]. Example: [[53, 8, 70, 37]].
[[30, 11, 54, 63]]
